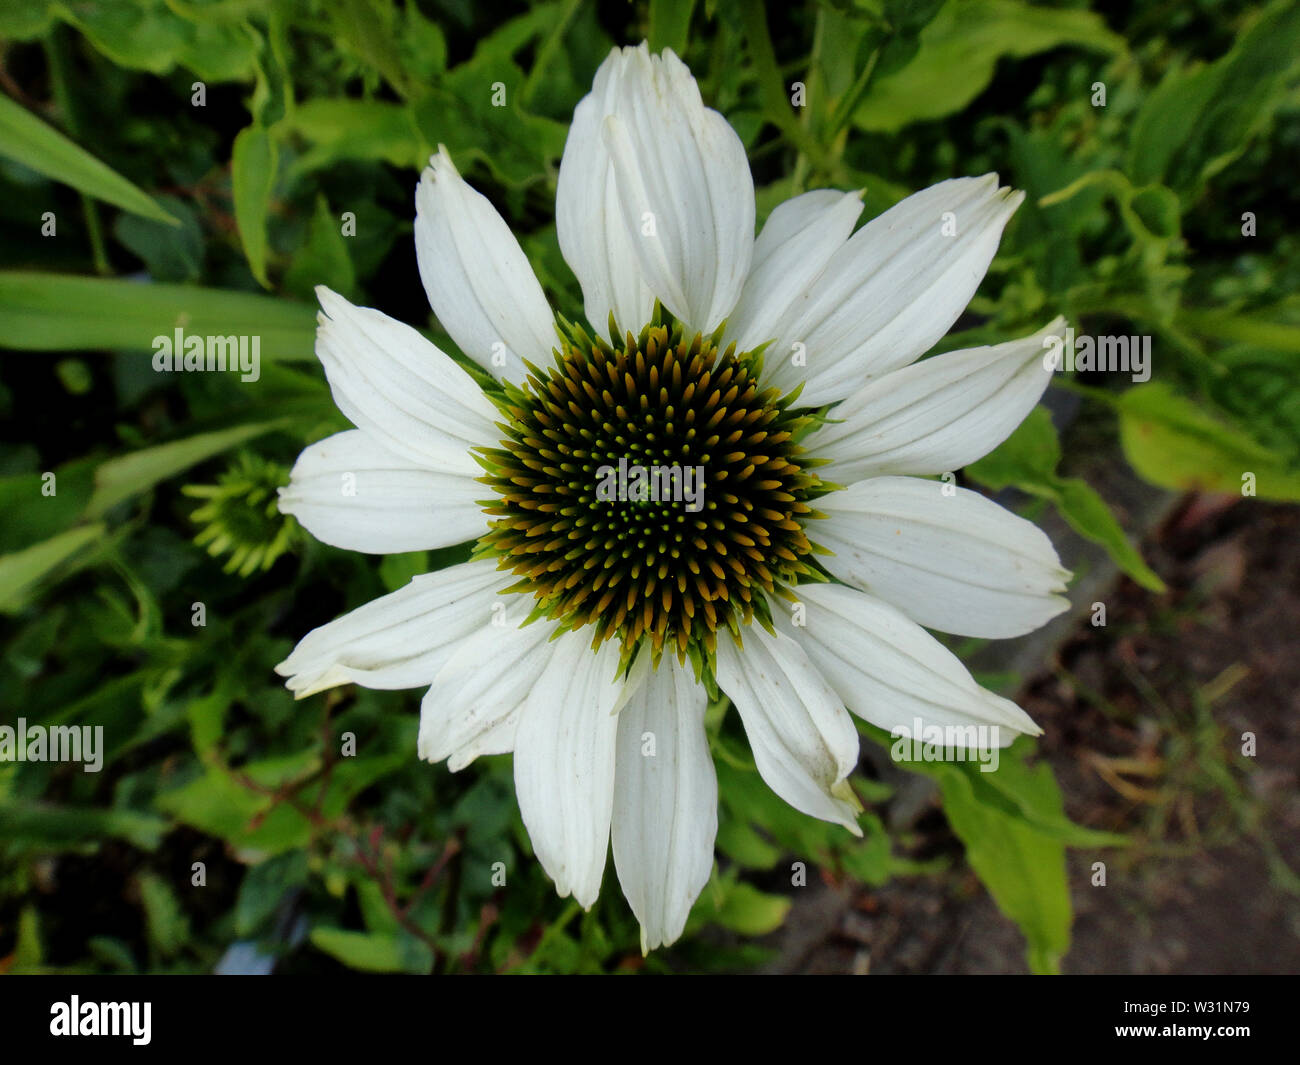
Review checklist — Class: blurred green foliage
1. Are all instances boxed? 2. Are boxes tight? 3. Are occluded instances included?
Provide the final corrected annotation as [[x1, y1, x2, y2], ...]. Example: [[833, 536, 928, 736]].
[[0, 0, 1296, 973]]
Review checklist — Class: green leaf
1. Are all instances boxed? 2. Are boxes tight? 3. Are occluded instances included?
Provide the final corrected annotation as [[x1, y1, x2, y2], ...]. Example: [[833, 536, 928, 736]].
[[86, 420, 293, 518], [1180, 302, 1300, 354], [309, 927, 433, 973], [137, 872, 191, 958], [0, 523, 106, 613], [231, 125, 279, 288], [1051, 477, 1165, 593], [1118, 382, 1300, 501], [854, 0, 1124, 132], [378, 551, 429, 593], [706, 880, 791, 937], [0, 93, 177, 225], [0, 460, 95, 554], [356, 879, 401, 935], [714, 816, 782, 870], [186, 687, 229, 760], [1210, 345, 1300, 466], [0, 3, 55, 37], [11, 907, 44, 973], [967, 407, 1166, 592], [42, 0, 257, 82], [234, 852, 309, 937], [155, 769, 268, 844], [965, 404, 1061, 485], [284, 195, 356, 302], [0, 800, 168, 851], [1128, 0, 1300, 193], [935, 762, 1071, 973], [240, 748, 322, 790], [886, 737, 1077, 973], [325, 0, 412, 98], [409, 47, 568, 189], [276, 98, 423, 177], [113, 196, 204, 282], [0, 273, 318, 359], [649, 0, 695, 54]]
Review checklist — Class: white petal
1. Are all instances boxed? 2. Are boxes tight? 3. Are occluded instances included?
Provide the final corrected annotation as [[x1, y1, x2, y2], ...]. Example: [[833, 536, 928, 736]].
[[809, 318, 1065, 484], [818, 476, 1071, 638], [779, 582, 1041, 744], [764, 175, 1024, 406], [414, 146, 557, 382], [715, 625, 861, 833], [279, 430, 486, 554], [556, 51, 655, 338], [611, 656, 716, 952], [418, 607, 560, 772], [313, 286, 498, 473], [274, 559, 511, 698], [601, 45, 754, 335], [514, 632, 632, 907], [723, 189, 863, 359]]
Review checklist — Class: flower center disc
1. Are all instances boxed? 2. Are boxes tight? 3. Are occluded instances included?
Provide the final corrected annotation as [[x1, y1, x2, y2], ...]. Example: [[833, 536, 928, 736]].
[[478, 316, 821, 662]]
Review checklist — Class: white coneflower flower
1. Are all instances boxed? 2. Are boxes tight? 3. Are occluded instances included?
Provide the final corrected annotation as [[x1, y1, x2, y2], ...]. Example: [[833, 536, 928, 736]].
[[276, 42, 1070, 951]]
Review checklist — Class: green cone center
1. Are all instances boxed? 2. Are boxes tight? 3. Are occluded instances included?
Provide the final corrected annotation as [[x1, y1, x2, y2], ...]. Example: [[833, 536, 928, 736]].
[[478, 316, 822, 662]]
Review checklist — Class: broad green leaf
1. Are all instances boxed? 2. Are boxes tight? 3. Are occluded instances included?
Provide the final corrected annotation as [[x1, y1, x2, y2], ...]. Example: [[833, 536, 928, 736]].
[[0, 523, 105, 613], [0, 93, 177, 225], [941, 738, 1126, 849], [157, 762, 314, 856], [1128, 0, 1300, 193], [35, 0, 257, 82], [0, 460, 96, 554], [0, 273, 318, 359], [870, 724, 1124, 847], [934, 762, 1071, 973], [309, 927, 433, 973], [155, 768, 269, 842], [410, 47, 568, 189], [276, 98, 424, 177], [239, 748, 322, 791], [1211, 345, 1300, 466], [708, 880, 791, 937], [715, 816, 782, 870], [1118, 382, 1300, 501], [231, 125, 279, 288], [649, 0, 695, 54], [854, 0, 1124, 132]]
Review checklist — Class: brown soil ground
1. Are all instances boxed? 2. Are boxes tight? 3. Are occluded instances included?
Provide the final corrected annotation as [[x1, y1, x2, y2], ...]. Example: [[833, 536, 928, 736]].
[[769, 497, 1300, 974]]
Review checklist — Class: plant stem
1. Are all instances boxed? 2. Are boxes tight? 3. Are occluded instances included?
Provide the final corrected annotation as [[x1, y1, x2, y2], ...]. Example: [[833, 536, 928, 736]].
[[43, 28, 109, 275]]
